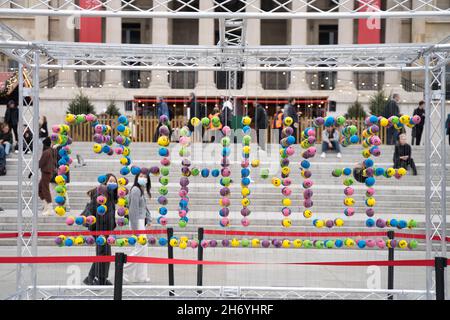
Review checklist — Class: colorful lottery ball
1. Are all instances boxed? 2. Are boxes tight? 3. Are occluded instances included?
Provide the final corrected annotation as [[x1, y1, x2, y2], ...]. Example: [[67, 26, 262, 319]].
[[303, 210, 312, 218], [54, 206, 66, 216], [282, 218, 292, 228], [66, 216, 75, 226]]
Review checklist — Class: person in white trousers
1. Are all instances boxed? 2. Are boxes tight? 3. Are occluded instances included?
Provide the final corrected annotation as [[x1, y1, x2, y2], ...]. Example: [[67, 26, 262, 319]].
[[123, 171, 152, 283]]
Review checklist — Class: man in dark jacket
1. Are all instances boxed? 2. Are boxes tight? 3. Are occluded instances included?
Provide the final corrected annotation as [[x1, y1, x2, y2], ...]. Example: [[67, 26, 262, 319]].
[[283, 97, 298, 140], [383, 93, 401, 145], [393, 133, 417, 175], [4, 100, 19, 151], [412, 100, 425, 145], [187, 92, 203, 132], [255, 103, 268, 150]]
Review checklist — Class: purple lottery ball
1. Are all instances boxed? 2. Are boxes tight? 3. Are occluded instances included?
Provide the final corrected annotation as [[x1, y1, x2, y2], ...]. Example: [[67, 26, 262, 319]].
[[221, 239, 230, 247], [97, 185, 108, 195], [180, 177, 190, 187], [181, 167, 191, 175], [219, 208, 229, 217], [54, 237, 63, 246], [261, 240, 271, 248], [273, 239, 282, 248], [181, 186, 189, 193], [159, 125, 170, 136], [240, 207, 251, 217], [182, 159, 191, 167], [93, 134, 103, 144], [148, 236, 156, 245], [220, 187, 230, 197], [159, 115, 168, 123], [365, 168, 374, 177], [281, 158, 290, 167], [284, 127, 294, 136], [140, 167, 149, 175], [150, 166, 160, 175], [302, 170, 312, 178], [158, 196, 168, 205], [326, 220, 334, 228], [303, 189, 313, 199], [308, 136, 316, 144], [366, 208, 375, 217], [376, 218, 386, 228], [304, 199, 313, 208], [209, 240, 218, 248]]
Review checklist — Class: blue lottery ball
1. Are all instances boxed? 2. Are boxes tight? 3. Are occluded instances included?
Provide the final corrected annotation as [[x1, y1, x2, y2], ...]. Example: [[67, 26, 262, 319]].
[[335, 239, 343, 248], [131, 166, 141, 175], [158, 237, 168, 246], [179, 199, 188, 209], [222, 147, 231, 157], [389, 219, 398, 227], [91, 121, 99, 128], [375, 167, 385, 176], [58, 158, 67, 166], [65, 238, 74, 247], [243, 125, 251, 134], [369, 115, 379, 124], [107, 183, 117, 191], [58, 148, 67, 157], [357, 240, 366, 249], [286, 135, 296, 145], [97, 206, 106, 215], [96, 237, 105, 245], [118, 115, 128, 124], [364, 159, 374, 168], [117, 124, 125, 132], [128, 237, 137, 245], [366, 218, 375, 227], [301, 160, 310, 169], [350, 135, 359, 144], [55, 195, 65, 205], [211, 169, 220, 177], [102, 145, 111, 154], [98, 175, 107, 184], [75, 216, 85, 225], [180, 216, 189, 223], [159, 207, 168, 215], [159, 148, 169, 157], [241, 168, 250, 177], [398, 220, 407, 229], [324, 116, 335, 127], [241, 177, 250, 186], [123, 137, 131, 147], [365, 177, 376, 187], [201, 169, 210, 178], [120, 166, 130, 176], [343, 168, 352, 176]]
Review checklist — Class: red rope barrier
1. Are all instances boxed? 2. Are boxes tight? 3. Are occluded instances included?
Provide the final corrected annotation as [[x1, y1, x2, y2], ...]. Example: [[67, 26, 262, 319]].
[[0, 256, 444, 267], [203, 230, 389, 237]]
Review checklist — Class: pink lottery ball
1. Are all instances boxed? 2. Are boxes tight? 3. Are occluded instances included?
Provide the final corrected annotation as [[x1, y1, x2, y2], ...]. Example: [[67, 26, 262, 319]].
[[344, 187, 354, 196], [412, 115, 421, 124], [178, 210, 187, 218], [159, 217, 168, 226], [344, 207, 355, 216], [307, 136, 316, 144], [303, 199, 313, 208], [376, 239, 386, 249], [220, 217, 230, 227], [303, 179, 313, 188], [189, 240, 198, 249], [221, 168, 231, 177], [307, 147, 317, 156], [307, 129, 315, 137], [52, 125, 60, 133], [241, 217, 250, 227], [201, 240, 209, 248], [366, 188, 375, 196], [86, 114, 95, 122], [179, 190, 188, 197], [221, 197, 230, 207], [66, 217, 74, 226], [286, 146, 295, 156], [179, 136, 189, 145], [115, 147, 123, 155], [366, 239, 376, 248], [86, 216, 95, 225], [241, 160, 249, 168], [57, 169, 66, 175], [107, 236, 115, 245], [222, 126, 231, 136], [118, 189, 127, 197], [94, 125, 103, 134], [282, 187, 292, 196], [161, 158, 171, 166], [67, 157, 73, 165], [282, 178, 292, 186], [282, 207, 291, 216]]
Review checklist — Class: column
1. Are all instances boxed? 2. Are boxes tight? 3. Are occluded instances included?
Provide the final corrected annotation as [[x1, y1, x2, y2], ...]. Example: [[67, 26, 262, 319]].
[[104, 0, 123, 87], [56, 14, 76, 87], [244, 0, 263, 91], [289, 2, 309, 93], [383, 0, 403, 91], [149, 4, 170, 89], [336, 0, 355, 90], [412, 0, 426, 43], [34, 0, 49, 41], [196, 0, 216, 91]]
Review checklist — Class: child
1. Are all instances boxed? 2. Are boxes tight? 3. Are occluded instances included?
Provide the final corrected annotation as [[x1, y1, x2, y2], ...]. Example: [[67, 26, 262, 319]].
[[393, 133, 417, 176], [320, 126, 342, 158]]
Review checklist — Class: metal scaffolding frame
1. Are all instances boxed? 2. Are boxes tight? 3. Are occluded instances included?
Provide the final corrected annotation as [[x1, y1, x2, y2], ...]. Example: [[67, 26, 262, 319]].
[[0, 7, 448, 299]]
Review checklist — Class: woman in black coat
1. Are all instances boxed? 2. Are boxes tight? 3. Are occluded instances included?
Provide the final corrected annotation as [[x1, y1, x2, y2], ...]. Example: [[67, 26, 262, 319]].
[[83, 173, 118, 286]]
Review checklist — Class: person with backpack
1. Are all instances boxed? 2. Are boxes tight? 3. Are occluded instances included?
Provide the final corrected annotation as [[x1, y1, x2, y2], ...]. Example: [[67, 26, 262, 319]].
[[123, 171, 152, 283], [83, 173, 118, 286], [38, 137, 54, 216]]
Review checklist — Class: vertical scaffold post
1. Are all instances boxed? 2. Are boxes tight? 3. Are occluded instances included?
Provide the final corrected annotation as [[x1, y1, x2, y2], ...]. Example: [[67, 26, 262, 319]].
[[114, 252, 127, 300], [167, 227, 174, 296], [387, 230, 395, 300], [197, 227, 205, 293], [434, 257, 447, 300]]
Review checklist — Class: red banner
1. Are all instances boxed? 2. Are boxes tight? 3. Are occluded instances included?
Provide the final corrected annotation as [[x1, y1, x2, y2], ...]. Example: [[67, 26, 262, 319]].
[[357, 0, 381, 44], [79, 0, 103, 43]]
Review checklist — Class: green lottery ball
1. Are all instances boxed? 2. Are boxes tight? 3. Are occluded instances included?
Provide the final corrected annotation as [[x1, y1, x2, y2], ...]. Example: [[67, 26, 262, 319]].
[[221, 137, 230, 147], [343, 178, 354, 186], [391, 116, 399, 124], [303, 240, 312, 248], [179, 127, 189, 137], [201, 117, 210, 127], [160, 177, 169, 185], [326, 240, 334, 248], [179, 147, 188, 157], [315, 240, 324, 249], [260, 168, 269, 179], [336, 116, 346, 126], [76, 114, 86, 124], [332, 169, 343, 177], [409, 240, 418, 249], [159, 186, 168, 195], [161, 167, 170, 176], [222, 177, 231, 186], [243, 135, 251, 145], [179, 220, 187, 228], [191, 168, 200, 176], [241, 239, 250, 247], [349, 125, 357, 135], [408, 220, 417, 228], [212, 116, 221, 127]]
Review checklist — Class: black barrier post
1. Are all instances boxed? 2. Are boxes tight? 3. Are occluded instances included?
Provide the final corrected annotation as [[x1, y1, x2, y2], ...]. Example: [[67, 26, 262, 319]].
[[387, 230, 395, 300], [435, 257, 447, 300], [114, 252, 127, 300], [197, 228, 204, 293], [167, 227, 175, 296]]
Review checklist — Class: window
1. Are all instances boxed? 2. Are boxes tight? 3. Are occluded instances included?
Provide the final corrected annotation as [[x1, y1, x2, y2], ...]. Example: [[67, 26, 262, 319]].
[[122, 23, 144, 88], [125, 100, 133, 112]]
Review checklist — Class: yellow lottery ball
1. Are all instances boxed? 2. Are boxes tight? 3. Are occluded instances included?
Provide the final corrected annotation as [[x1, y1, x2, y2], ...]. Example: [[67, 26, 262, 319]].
[[282, 239, 291, 248], [137, 235, 147, 245], [120, 157, 129, 165], [272, 177, 281, 187], [93, 143, 102, 153], [180, 236, 189, 243], [75, 236, 84, 246], [284, 117, 293, 126], [242, 146, 250, 154], [118, 178, 127, 186], [315, 219, 325, 228], [157, 136, 170, 147], [117, 198, 127, 207], [387, 168, 396, 177], [251, 159, 260, 168], [380, 117, 389, 127], [397, 167, 407, 176], [282, 198, 291, 206], [399, 239, 408, 249], [123, 127, 131, 137], [122, 147, 130, 156], [281, 167, 290, 175], [300, 140, 309, 149], [362, 149, 371, 158], [242, 116, 252, 126], [345, 238, 355, 247], [366, 197, 376, 207], [54, 175, 66, 186], [335, 218, 344, 227], [179, 241, 188, 250], [400, 115, 410, 125], [61, 124, 70, 133], [241, 187, 250, 197], [65, 114, 76, 124], [251, 238, 260, 247], [231, 238, 240, 247], [282, 218, 292, 228], [55, 206, 66, 217], [303, 210, 313, 219], [293, 239, 303, 248], [241, 198, 250, 207], [344, 197, 355, 206], [190, 117, 200, 127], [169, 238, 179, 247]]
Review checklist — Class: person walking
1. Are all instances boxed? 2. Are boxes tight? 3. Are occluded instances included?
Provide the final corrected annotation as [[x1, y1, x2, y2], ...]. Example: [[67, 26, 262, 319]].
[[283, 98, 298, 141], [412, 100, 425, 146], [4, 100, 19, 152], [83, 173, 118, 286], [123, 171, 152, 283], [154, 97, 171, 142], [39, 116, 49, 141], [255, 103, 268, 150], [272, 106, 283, 143], [207, 106, 222, 142], [38, 137, 54, 216], [220, 98, 233, 129], [383, 93, 401, 145]]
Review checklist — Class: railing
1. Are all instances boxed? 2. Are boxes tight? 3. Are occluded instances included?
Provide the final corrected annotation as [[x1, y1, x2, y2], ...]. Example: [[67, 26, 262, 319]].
[[401, 77, 424, 92], [70, 116, 387, 144]]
